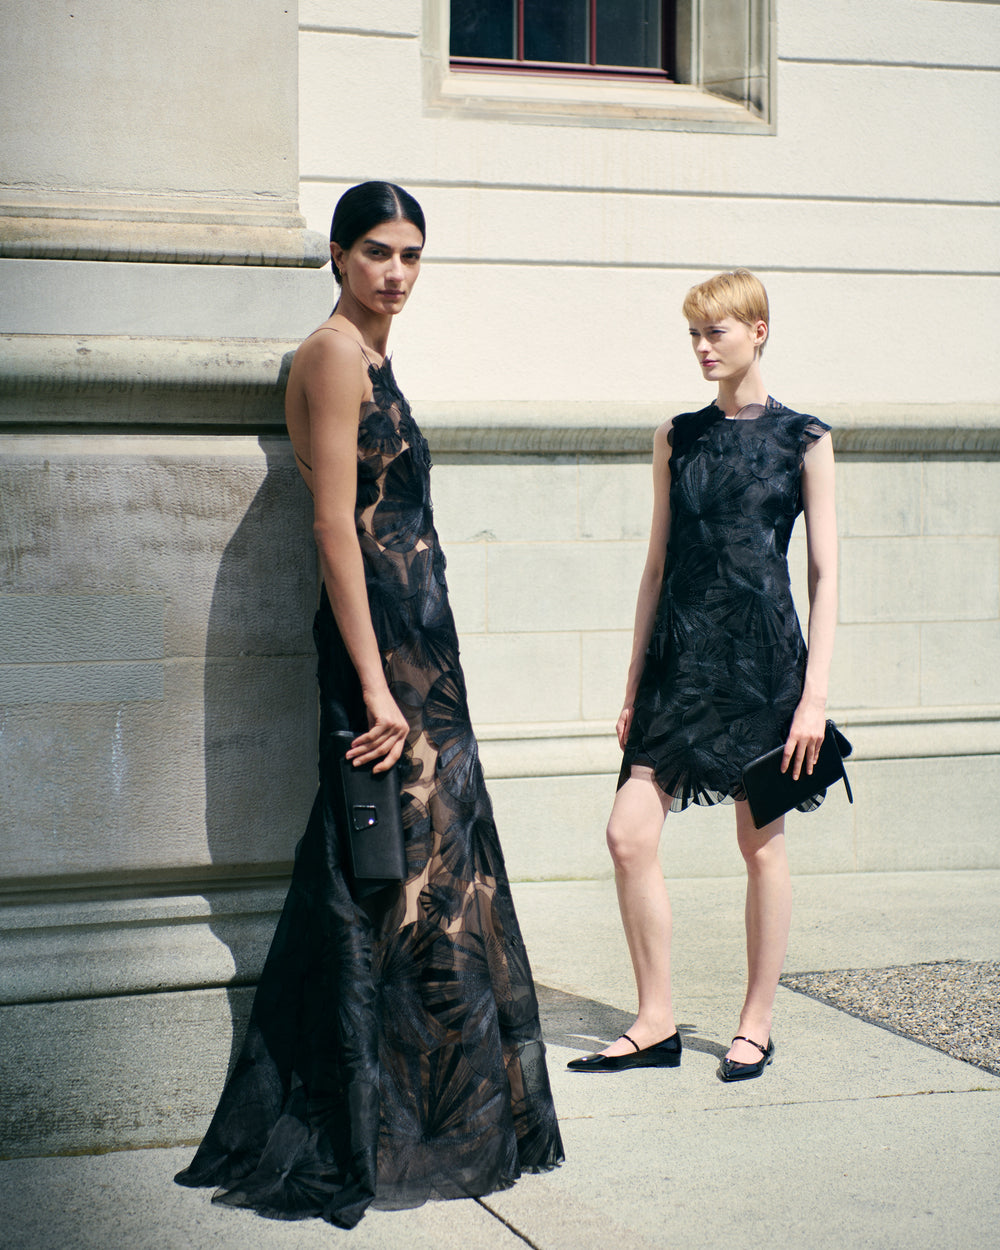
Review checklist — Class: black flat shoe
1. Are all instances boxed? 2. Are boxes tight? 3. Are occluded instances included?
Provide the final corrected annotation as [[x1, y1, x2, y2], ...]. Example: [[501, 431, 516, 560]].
[[717, 1035, 774, 1082], [567, 1031, 682, 1072]]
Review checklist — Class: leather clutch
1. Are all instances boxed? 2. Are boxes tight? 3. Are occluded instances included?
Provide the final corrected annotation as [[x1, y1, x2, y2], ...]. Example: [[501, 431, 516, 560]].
[[741, 720, 853, 830], [330, 730, 406, 899]]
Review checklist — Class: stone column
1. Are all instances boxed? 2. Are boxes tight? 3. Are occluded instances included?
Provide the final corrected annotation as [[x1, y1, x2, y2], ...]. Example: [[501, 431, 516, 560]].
[[0, 0, 325, 266], [0, 2, 335, 1159]]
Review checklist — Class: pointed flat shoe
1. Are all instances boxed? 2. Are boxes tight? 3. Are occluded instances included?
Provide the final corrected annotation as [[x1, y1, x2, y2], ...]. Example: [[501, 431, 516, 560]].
[[717, 1035, 774, 1082], [567, 1031, 682, 1072]]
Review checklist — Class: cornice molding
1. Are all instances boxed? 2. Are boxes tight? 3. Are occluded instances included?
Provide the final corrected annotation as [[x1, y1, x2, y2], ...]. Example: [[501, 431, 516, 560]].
[[2, 336, 998, 452]]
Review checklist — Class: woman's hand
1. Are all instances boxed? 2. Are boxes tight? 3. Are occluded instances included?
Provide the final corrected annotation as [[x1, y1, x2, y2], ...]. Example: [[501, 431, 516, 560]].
[[346, 686, 409, 773], [781, 699, 827, 781], [616, 702, 634, 751]]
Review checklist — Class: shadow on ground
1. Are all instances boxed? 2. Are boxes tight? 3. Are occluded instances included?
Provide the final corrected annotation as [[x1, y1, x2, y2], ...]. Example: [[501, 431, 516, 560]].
[[535, 983, 727, 1060]]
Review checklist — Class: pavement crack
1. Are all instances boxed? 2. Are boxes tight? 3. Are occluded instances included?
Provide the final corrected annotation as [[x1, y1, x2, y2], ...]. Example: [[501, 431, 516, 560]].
[[474, 1196, 543, 1247], [710, 1085, 999, 1111]]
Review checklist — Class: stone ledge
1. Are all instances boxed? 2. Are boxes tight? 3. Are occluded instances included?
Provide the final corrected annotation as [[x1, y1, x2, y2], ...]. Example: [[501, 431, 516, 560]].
[[0, 217, 328, 268], [0, 888, 284, 1007], [2, 336, 999, 450], [476, 708, 1000, 777]]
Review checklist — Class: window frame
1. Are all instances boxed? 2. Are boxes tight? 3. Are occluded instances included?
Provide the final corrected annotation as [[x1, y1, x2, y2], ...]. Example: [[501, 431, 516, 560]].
[[449, 0, 676, 82], [424, 0, 775, 134]]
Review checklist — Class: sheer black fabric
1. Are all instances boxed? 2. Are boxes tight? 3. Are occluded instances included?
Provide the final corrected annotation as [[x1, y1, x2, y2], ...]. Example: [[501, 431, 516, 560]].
[[620, 398, 832, 812], [176, 358, 563, 1228]]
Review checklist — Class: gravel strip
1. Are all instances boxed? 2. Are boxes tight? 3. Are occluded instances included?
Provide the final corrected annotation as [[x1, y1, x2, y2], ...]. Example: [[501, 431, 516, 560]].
[[780, 959, 1000, 1076]]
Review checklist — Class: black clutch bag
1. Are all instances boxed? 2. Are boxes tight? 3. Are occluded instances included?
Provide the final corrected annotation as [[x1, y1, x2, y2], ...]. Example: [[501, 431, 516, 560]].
[[330, 730, 406, 899], [741, 720, 854, 830]]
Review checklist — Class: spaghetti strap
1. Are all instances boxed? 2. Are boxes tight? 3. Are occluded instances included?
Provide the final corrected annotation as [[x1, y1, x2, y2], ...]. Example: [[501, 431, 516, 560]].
[[313, 324, 380, 367]]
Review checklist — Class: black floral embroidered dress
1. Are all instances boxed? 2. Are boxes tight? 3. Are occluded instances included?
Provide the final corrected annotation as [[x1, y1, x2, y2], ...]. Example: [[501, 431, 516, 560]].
[[176, 358, 563, 1228], [620, 398, 831, 812]]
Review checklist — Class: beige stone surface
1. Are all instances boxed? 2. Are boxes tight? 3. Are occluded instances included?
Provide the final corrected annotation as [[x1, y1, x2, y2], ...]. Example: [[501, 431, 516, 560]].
[[836, 458, 923, 538], [580, 631, 634, 721], [486, 542, 646, 633], [578, 460, 655, 542], [462, 633, 582, 725], [828, 622, 921, 709], [437, 541, 487, 633], [2, 2, 299, 198], [432, 460, 579, 543], [854, 755, 1000, 872], [922, 458, 1000, 535], [780, 0, 1000, 64], [920, 621, 1000, 707], [839, 535, 999, 623], [486, 773, 618, 882], [389, 268, 1000, 407]]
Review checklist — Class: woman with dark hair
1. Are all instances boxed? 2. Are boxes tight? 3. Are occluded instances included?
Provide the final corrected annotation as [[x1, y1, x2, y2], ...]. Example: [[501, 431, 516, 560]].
[[567, 270, 838, 1083], [176, 182, 563, 1228]]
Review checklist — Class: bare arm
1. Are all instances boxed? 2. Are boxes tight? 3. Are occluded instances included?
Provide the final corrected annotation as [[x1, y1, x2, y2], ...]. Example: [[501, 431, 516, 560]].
[[293, 332, 408, 771], [783, 432, 838, 779], [617, 420, 674, 750]]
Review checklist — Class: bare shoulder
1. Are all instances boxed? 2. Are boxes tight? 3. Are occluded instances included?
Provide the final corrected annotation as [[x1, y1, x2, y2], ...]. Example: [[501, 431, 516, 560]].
[[293, 325, 365, 377], [803, 427, 835, 466], [653, 417, 675, 456]]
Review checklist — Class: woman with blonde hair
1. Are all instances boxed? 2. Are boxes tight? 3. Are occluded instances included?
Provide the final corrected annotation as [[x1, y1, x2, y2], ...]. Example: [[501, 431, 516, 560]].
[[568, 270, 837, 1081]]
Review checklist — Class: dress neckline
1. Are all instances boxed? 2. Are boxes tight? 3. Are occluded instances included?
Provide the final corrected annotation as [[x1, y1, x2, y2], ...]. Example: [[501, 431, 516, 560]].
[[711, 396, 778, 422]]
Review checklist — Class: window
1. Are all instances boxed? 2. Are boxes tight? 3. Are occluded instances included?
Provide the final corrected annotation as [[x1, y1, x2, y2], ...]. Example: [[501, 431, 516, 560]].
[[424, 0, 775, 133], [450, 1, 674, 80]]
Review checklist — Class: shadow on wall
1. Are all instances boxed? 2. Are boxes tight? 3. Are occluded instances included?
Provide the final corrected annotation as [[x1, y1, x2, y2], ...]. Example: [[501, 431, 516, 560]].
[[202, 425, 319, 1072]]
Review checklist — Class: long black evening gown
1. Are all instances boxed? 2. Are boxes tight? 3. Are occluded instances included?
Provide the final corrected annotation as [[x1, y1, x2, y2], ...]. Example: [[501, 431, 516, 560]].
[[176, 354, 563, 1228], [620, 398, 832, 811]]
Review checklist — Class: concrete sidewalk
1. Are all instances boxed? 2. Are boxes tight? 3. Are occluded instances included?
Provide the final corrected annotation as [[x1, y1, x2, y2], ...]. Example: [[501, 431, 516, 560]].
[[3, 870, 998, 1250]]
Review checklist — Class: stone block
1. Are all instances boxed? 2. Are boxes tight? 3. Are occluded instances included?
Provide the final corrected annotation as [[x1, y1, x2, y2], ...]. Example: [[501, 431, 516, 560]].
[[578, 461, 654, 541], [0, 986, 252, 1157], [432, 460, 578, 543], [839, 537, 999, 623], [0, 889, 283, 1006], [438, 541, 487, 634], [0, 594, 164, 663], [836, 458, 922, 537], [0, 661, 164, 705], [920, 621, 1000, 707], [486, 773, 615, 881], [460, 633, 581, 725], [855, 756, 1000, 871], [0, 258, 332, 338], [3, 2, 298, 196], [486, 542, 646, 633], [830, 623, 921, 709], [0, 438, 318, 660], [0, 657, 316, 883], [922, 460, 1000, 536], [581, 631, 633, 721]]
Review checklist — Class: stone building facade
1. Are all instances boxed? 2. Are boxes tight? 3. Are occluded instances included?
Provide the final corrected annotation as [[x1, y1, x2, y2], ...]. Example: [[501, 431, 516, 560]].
[[1, 0, 998, 1156]]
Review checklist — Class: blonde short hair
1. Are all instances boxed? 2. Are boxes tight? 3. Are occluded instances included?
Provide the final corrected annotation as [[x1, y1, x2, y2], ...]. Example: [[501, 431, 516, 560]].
[[682, 269, 770, 336]]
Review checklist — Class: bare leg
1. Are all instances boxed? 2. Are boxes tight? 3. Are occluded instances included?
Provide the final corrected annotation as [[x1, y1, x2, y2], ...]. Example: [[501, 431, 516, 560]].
[[726, 800, 792, 1063], [599, 767, 675, 1057]]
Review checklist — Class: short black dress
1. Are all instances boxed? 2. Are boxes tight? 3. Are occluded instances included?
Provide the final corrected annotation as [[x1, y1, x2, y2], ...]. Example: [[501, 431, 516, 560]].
[[176, 355, 563, 1228], [620, 398, 831, 811]]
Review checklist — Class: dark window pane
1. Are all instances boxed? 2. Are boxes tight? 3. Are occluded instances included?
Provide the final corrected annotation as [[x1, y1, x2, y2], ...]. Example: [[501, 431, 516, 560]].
[[597, 0, 662, 68], [524, 0, 588, 64], [450, 0, 516, 60]]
